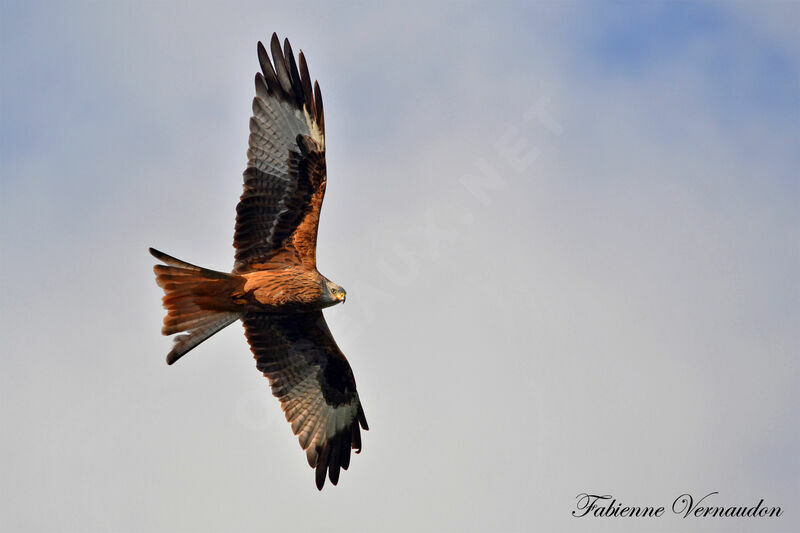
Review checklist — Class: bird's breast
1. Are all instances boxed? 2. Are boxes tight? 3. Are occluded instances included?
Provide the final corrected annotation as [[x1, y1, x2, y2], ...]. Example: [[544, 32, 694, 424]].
[[241, 268, 325, 312]]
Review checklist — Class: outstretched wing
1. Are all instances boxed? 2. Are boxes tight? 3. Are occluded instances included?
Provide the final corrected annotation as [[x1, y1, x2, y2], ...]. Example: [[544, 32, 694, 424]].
[[234, 33, 327, 272], [242, 311, 368, 490]]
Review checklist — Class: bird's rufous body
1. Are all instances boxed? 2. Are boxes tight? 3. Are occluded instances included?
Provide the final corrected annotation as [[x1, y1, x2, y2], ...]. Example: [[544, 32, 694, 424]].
[[150, 33, 364, 490], [238, 267, 343, 312], [155, 261, 343, 326]]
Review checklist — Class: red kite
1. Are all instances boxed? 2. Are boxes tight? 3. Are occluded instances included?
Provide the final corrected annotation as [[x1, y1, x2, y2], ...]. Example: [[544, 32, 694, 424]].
[[150, 34, 367, 490]]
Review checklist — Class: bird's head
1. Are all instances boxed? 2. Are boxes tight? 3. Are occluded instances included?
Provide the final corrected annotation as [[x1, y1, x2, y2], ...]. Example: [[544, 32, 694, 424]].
[[323, 279, 347, 306]]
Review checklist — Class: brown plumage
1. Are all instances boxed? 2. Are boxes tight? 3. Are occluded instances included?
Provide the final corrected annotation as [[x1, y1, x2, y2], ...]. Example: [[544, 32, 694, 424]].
[[149, 33, 367, 490]]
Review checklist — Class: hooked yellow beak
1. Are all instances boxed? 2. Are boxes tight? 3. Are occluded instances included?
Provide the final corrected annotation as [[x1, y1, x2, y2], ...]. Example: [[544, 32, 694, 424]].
[[336, 291, 346, 303]]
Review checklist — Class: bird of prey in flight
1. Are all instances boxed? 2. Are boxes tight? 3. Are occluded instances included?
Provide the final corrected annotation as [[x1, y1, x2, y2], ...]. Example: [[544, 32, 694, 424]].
[[149, 33, 368, 490]]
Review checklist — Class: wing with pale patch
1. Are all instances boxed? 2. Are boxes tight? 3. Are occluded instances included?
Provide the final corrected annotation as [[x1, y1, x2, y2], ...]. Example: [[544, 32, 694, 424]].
[[234, 33, 327, 272], [242, 311, 368, 490]]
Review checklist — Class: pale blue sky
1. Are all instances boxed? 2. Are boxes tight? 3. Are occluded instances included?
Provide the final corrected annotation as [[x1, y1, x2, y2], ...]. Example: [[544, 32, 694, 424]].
[[1, 2, 798, 532]]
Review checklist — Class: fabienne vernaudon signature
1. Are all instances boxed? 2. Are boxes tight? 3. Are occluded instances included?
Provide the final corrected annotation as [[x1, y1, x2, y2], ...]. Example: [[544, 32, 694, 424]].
[[572, 492, 783, 519]]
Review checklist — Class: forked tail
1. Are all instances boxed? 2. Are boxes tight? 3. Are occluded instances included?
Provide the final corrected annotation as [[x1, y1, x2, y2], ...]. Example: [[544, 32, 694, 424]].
[[149, 247, 243, 364]]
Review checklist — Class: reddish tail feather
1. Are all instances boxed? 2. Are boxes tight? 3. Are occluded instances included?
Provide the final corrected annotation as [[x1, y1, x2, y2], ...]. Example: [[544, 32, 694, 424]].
[[149, 247, 243, 364]]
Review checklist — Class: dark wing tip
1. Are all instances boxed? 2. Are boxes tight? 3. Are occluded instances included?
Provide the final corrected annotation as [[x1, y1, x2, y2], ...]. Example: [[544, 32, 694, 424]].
[[255, 35, 324, 134], [166, 349, 181, 365], [298, 51, 315, 119], [315, 445, 328, 490], [282, 38, 305, 108], [313, 80, 325, 134], [327, 433, 342, 486], [256, 41, 270, 74], [270, 32, 281, 52], [270, 33, 293, 95], [254, 72, 268, 99]]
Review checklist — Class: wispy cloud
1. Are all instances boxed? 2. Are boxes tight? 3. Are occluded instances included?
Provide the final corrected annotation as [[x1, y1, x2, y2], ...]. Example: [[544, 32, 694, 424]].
[[1, 1, 797, 531]]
